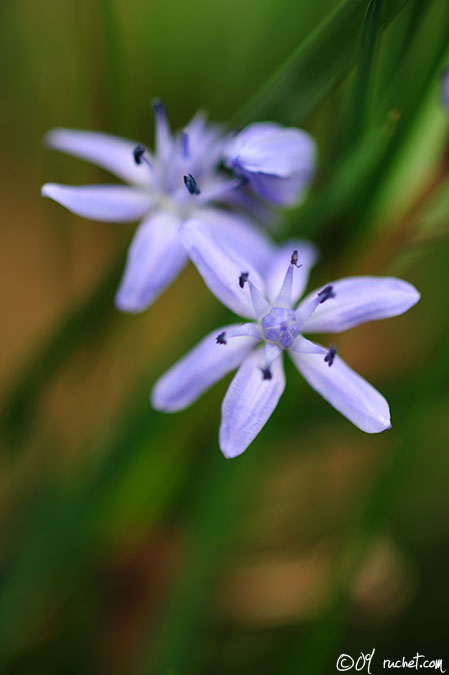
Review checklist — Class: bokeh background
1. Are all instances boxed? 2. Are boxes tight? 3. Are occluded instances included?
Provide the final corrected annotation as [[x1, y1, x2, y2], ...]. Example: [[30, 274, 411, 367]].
[[1, 0, 449, 673]]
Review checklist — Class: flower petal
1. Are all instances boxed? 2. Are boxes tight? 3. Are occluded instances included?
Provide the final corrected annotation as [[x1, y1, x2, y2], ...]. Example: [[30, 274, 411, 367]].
[[45, 128, 151, 185], [301, 276, 421, 333], [179, 219, 265, 318], [247, 172, 314, 206], [266, 240, 319, 305], [202, 208, 274, 272], [151, 325, 256, 412], [290, 347, 391, 433], [115, 212, 187, 312], [41, 183, 154, 222], [219, 348, 285, 458], [225, 123, 316, 178]]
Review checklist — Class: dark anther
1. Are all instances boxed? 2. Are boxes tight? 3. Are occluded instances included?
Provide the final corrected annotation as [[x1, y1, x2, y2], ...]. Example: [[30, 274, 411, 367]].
[[261, 366, 272, 381], [133, 144, 146, 165], [239, 271, 249, 289], [216, 331, 227, 345], [318, 285, 336, 303], [324, 344, 337, 367], [290, 249, 302, 268], [183, 174, 200, 195]]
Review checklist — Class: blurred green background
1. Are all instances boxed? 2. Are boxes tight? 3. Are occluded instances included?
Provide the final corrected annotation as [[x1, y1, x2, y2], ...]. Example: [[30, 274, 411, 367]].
[[1, 0, 449, 673]]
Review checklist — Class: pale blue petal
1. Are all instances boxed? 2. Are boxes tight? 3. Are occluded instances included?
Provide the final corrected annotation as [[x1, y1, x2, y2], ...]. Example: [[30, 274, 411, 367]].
[[301, 276, 421, 333], [225, 123, 316, 177], [290, 348, 391, 433], [264, 342, 282, 366], [228, 323, 261, 339], [289, 336, 326, 354], [266, 240, 319, 305], [45, 128, 151, 185], [151, 325, 255, 412], [251, 171, 314, 206], [115, 212, 186, 312], [203, 208, 274, 273], [219, 348, 285, 458], [41, 183, 154, 222], [249, 282, 270, 318], [179, 219, 265, 318]]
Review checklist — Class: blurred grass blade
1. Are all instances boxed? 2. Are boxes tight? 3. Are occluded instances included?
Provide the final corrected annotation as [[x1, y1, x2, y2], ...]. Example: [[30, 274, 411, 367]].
[[141, 443, 259, 674], [97, 0, 128, 132], [346, 0, 384, 144], [233, 0, 411, 126], [0, 250, 126, 450], [285, 314, 449, 675], [288, 113, 399, 242]]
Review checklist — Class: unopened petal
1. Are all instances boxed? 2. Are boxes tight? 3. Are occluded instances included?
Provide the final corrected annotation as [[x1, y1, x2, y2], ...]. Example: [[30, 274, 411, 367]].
[[151, 325, 256, 412], [225, 123, 316, 178], [219, 349, 285, 458]]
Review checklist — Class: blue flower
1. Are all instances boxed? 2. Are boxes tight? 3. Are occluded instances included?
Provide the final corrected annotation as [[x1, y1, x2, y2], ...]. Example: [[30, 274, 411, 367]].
[[224, 122, 316, 206], [151, 221, 420, 458], [41, 102, 277, 313]]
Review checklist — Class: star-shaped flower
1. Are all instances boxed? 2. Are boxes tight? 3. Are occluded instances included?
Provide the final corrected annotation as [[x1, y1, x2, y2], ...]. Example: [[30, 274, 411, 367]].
[[41, 104, 316, 313], [151, 221, 420, 458]]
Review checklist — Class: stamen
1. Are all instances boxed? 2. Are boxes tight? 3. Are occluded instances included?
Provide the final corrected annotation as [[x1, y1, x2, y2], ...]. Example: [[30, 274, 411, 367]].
[[183, 173, 200, 195], [239, 271, 249, 289], [261, 366, 272, 381], [318, 285, 336, 304], [181, 130, 189, 158], [216, 331, 227, 345], [324, 344, 337, 367], [290, 250, 302, 268]]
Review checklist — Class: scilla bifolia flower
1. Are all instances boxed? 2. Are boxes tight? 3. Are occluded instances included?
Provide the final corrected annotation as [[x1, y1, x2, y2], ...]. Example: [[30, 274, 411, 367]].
[[41, 103, 315, 312], [152, 222, 420, 458]]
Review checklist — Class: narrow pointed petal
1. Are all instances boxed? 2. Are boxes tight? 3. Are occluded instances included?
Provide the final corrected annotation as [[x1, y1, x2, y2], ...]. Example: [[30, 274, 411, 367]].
[[290, 348, 391, 433], [274, 265, 293, 308], [295, 295, 322, 329], [265, 342, 282, 366], [289, 336, 326, 354], [266, 240, 319, 305], [301, 276, 421, 333], [153, 99, 173, 161], [179, 219, 265, 318], [228, 323, 261, 340], [41, 183, 154, 222], [151, 325, 255, 412], [45, 128, 151, 185], [198, 208, 274, 272], [249, 282, 270, 318], [115, 212, 186, 312], [219, 349, 285, 458]]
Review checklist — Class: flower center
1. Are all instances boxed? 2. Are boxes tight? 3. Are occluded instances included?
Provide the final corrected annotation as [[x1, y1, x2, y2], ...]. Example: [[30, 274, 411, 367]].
[[261, 307, 300, 349]]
